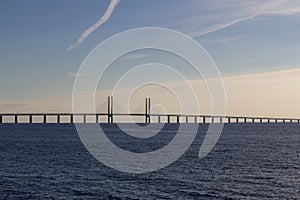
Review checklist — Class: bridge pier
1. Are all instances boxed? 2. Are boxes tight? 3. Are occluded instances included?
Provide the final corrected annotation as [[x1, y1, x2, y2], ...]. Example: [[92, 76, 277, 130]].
[[212, 117, 215, 123], [177, 116, 179, 123], [70, 115, 73, 123], [158, 116, 161, 123], [29, 115, 32, 123], [203, 117, 206, 124], [194, 116, 197, 123], [15, 115, 18, 123], [244, 118, 247, 123], [252, 118, 255, 123], [43, 115, 46, 123], [0, 115, 2, 123], [57, 115, 60, 123]]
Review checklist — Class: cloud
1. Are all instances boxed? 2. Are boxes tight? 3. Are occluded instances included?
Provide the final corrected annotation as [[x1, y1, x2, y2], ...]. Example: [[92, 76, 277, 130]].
[[189, 0, 300, 38], [190, 15, 258, 38], [200, 35, 251, 44], [66, 72, 88, 78], [2, 68, 299, 119], [66, 72, 78, 77], [119, 54, 148, 61], [67, 0, 119, 51], [0, 103, 31, 113], [0, 103, 28, 108]]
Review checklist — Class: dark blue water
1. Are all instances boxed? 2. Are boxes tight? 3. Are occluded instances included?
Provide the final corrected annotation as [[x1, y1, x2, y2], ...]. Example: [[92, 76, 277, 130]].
[[0, 124, 299, 199]]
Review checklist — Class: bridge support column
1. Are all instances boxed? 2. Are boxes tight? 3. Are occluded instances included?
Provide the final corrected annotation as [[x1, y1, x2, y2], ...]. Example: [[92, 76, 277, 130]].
[[176, 116, 179, 123], [203, 117, 206, 124], [252, 118, 255, 123], [158, 116, 161, 123], [145, 98, 148, 123], [148, 98, 150, 123], [15, 115, 18, 123], [212, 117, 215, 123], [108, 96, 111, 123], [108, 96, 114, 123], [145, 97, 151, 123], [0, 115, 2, 124], [70, 115, 73, 123], [95, 115, 98, 123], [228, 117, 231, 124], [260, 118, 263, 123], [194, 116, 197, 123], [111, 96, 114, 123], [57, 115, 60, 123], [186, 116, 188, 123], [29, 115, 32, 123], [244, 118, 247, 123], [43, 115, 46, 123], [83, 115, 86, 123], [167, 115, 170, 123]]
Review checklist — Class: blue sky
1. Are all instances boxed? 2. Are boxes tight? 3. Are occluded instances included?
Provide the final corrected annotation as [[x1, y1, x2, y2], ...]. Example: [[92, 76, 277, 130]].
[[1, 0, 300, 116]]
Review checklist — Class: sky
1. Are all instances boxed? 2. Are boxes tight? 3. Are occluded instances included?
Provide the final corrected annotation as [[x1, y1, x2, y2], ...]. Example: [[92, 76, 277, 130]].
[[1, 0, 300, 118]]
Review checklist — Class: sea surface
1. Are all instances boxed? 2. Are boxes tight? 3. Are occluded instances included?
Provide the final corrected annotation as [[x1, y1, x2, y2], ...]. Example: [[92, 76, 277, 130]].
[[0, 124, 299, 199]]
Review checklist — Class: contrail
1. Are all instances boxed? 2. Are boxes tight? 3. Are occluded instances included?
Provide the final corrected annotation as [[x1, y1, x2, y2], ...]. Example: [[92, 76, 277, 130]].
[[67, 0, 119, 52]]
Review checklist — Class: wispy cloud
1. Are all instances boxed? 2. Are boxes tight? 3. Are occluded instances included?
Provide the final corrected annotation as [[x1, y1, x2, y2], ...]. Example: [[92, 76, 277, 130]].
[[66, 72, 78, 77], [189, 0, 300, 38], [119, 54, 148, 61], [66, 72, 88, 78], [0, 103, 31, 113], [67, 0, 119, 51], [200, 35, 251, 44], [190, 15, 258, 38]]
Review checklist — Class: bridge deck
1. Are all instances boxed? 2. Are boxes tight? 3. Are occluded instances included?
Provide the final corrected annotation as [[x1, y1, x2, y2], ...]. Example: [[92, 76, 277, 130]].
[[0, 113, 299, 124]]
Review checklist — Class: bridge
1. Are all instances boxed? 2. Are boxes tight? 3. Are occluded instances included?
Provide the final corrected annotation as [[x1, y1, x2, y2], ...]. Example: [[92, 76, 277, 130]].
[[0, 96, 299, 124]]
